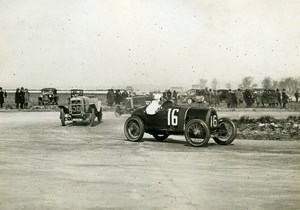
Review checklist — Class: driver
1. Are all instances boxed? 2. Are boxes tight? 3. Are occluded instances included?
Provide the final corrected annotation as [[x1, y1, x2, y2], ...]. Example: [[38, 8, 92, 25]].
[[145, 97, 166, 115]]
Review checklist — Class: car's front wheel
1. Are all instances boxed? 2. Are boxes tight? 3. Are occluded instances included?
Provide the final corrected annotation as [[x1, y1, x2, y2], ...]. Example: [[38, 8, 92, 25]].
[[213, 118, 237, 145], [97, 110, 102, 124], [187, 98, 193, 104], [60, 108, 66, 126], [89, 108, 96, 126], [152, 133, 169, 141], [185, 119, 210, 147], [124, 116, 144, 142]]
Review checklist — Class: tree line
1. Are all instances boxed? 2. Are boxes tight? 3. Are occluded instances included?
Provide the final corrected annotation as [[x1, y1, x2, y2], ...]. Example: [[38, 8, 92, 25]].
[[197, 76, 300, 93]]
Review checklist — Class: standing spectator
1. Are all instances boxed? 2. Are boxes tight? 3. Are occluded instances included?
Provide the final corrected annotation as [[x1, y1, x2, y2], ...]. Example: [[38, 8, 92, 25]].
[[272, 90, 278, 108], [235, 89, 244, 108], [262, 89, 269, 107], [257, 90, 263, 107], [166, 90, 172, 100], [114, 89, 121, 105], [230, 90, 237, 108], [244, 89, 253, 108], [295, 90, 299, 103], [0, 87, 7, 108], [121, 90, 129, 104], [276, 89, 282, 107], [162, 91, 168, 101], [106, 89, 114, 106], [20, 87, 25, 109], [208, 89, 214, 106], [15, 88, 20, 109], [226, 89, 233, 108], [172, 90, 178, 103], [24, 88, 30, 109], [268, 90, 273, 107], [282, 89, 289, 108]]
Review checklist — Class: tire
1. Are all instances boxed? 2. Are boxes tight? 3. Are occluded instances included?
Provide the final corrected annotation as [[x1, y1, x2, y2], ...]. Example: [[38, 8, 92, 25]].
[[89, 108, 96, 126], [185, 119, 210, 147], [60, 108, 66, 126], [187, 98, 193, 104], [114, 105, 122, 117], [213, 118, 237, 145], [124, 116, 144, 142], [152, 133, 169, 141], [97, 110, 102, 124]]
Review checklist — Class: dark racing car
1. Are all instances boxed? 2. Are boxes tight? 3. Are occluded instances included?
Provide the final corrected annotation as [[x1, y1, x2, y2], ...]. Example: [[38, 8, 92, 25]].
[[124, 100, 237, 147]]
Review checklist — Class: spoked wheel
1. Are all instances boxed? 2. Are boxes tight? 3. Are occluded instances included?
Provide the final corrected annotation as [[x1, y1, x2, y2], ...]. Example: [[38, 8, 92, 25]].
[[185, 119, 210, 147], [60, 108, 66, 126], [213, 118, 237, 145], [124, 116, 144, 142], [97, 110, 102, 124], [114, 105, 122, 117], [89, 108, 96, 126], [187, 98, 193, 104], [152, 133, 169, 141]]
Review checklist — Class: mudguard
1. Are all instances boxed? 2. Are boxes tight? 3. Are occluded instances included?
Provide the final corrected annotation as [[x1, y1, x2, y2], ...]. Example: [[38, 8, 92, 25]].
[[185, 107, 218, 129], [58, 105, 69, 114]]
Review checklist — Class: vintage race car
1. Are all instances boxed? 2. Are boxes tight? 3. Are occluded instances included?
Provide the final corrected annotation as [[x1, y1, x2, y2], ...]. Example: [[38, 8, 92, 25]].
[[58, 89, 102, 126], [124, 100, 237, 147]]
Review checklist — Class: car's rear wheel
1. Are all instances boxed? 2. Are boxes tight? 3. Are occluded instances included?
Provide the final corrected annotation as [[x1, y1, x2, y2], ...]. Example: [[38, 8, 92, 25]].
[[114, 105, 122, 117], [89, 108, 96, 126], [97, 110, 102, 124], [124, 116, 144, 142], [152, 133, 169, 141], [185, 119, 210, 147], [213, 118, 237, 145], [187, 98, 193, 104], [60, 108, 66, 126]]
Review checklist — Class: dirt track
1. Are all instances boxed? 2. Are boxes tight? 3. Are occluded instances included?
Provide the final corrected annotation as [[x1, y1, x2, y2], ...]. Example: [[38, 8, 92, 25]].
[[0, 111, 300, 209]]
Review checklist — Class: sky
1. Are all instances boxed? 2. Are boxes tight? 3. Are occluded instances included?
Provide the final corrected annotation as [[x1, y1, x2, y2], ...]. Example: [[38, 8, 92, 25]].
[[1, 0, 300, 90]]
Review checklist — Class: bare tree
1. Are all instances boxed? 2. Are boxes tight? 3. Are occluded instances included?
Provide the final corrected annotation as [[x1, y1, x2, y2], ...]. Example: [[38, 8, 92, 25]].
[[278, 77, 299, 93], [262, 76, 272, 89], [198, 79, 207, 89], [225, 83, 231, 89], [240, 76, 254, 89], [211, 78, 218, 90], [272, 80, 279, 90]]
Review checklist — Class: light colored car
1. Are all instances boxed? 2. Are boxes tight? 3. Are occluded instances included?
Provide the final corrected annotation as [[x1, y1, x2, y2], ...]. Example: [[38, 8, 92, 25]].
[[58, 89, 102, 126]]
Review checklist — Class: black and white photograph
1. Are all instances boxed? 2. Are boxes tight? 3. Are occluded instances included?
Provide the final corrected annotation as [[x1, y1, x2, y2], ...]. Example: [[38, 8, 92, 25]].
[[0, 0, 300, 209]]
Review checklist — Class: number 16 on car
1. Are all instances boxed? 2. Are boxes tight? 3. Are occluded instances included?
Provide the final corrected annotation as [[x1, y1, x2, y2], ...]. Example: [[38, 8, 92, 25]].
[[167, 108, 179, 126]]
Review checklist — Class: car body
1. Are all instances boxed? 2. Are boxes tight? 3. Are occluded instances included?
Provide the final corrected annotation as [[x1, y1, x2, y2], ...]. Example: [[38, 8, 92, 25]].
[[114, 95, 153, 117], [38, 88, 59, 105], [124, 100, 237, 147], [181, 89, 208, 104], [58, 89, 102, 126]]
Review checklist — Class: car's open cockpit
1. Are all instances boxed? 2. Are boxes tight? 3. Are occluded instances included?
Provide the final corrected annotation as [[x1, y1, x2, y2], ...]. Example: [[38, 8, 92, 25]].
[[145, 100, 174, 115]]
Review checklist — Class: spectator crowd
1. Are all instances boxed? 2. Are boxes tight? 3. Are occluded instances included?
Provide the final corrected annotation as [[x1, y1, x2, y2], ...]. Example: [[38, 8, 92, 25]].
[[106, 89, 129, 106], [224, 88, 295, 109]]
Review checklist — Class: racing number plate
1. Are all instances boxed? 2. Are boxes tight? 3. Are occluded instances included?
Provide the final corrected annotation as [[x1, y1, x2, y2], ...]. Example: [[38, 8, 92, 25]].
[[210, 115, 218, 127], [72, 105, 81, 113], [167, 108, 179, 126]]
